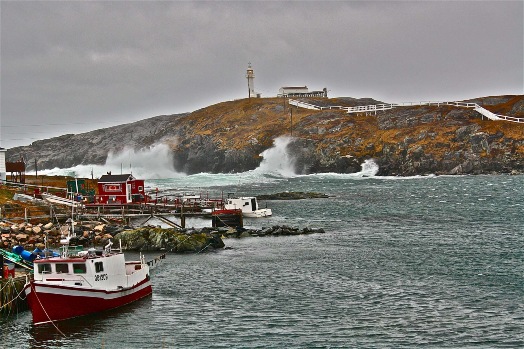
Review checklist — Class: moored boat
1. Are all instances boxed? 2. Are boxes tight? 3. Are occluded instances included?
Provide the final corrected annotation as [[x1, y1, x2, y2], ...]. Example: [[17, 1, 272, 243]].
[[224, 197, 272, 218], [24, 243, 151, 325]]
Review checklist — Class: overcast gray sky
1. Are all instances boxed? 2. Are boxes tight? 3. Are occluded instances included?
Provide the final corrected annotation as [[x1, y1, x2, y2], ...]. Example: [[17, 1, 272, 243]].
[[1, 0, 522, 149]]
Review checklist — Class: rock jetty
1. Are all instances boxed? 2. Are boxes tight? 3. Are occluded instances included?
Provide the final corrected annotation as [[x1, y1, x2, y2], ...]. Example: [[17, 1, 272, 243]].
[[116, 225, 326, 252], [0, 220, 326, 253], [228, 225, 326, 238]]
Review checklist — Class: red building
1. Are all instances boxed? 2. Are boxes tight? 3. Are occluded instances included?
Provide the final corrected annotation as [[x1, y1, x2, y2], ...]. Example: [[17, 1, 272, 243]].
[[97, 174, 146, 204]]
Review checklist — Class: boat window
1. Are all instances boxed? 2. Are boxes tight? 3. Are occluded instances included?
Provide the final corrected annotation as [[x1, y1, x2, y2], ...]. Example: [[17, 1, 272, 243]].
[[38, 264, 52, 274], [55, 263, 69, 274], [73, 263, 87, 274], [95, 261, 104, 273]]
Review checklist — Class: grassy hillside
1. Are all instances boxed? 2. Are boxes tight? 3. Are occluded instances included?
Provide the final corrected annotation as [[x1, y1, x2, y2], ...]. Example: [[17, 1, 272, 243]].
[[178, 95, 524, 162]]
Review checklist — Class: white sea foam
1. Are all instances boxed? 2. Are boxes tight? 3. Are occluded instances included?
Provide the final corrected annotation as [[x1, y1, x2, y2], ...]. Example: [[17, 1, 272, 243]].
[[254, 136, 296, 177], [36, 137, 387, 187], [40, 143, 183, 179]]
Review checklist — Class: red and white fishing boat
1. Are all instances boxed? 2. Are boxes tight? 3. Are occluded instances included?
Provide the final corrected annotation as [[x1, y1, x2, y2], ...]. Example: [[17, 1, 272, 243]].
[[24, 240, 152, 325]]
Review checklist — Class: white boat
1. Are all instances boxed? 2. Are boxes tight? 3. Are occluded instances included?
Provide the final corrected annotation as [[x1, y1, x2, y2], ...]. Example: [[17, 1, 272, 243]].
[[24, 240, 152, 325], [224, 197, 272, 218]]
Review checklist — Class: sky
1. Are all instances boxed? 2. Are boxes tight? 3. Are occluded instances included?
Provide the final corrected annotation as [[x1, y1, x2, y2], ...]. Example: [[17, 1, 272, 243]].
[[1, 0, 523, 149]]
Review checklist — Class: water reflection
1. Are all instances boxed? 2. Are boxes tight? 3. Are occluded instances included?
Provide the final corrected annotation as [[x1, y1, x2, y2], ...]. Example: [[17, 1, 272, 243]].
[[28, 297, 152, 348]]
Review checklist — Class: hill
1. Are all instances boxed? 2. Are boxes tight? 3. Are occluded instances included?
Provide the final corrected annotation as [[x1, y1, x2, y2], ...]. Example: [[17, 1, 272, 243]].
[[6, 95, 524, 176]]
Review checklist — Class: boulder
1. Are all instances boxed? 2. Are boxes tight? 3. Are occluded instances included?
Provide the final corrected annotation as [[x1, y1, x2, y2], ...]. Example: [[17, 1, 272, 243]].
[[94, 224, 105, 232], [16, 233, 28, 242], [47, 228, 60, 236]]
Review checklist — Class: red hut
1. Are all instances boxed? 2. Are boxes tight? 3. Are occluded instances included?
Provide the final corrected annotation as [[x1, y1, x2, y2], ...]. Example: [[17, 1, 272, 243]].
[[97, 173, 145, 204]]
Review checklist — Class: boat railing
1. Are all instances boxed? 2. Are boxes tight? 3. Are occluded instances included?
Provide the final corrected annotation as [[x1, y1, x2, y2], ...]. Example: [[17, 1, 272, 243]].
[[73, 274, 94, 288]]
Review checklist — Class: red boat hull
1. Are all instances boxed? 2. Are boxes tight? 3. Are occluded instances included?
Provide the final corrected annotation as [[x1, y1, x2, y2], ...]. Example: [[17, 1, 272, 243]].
[[25, 277, 152, 325]]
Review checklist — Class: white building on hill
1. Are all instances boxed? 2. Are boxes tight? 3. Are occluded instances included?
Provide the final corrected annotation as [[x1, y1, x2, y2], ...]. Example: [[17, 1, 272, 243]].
[[278, 86, 328, 98]]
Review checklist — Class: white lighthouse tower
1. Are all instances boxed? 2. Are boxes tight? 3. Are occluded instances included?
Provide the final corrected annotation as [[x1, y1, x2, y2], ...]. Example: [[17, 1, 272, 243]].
[[246, 63, 255, 98]]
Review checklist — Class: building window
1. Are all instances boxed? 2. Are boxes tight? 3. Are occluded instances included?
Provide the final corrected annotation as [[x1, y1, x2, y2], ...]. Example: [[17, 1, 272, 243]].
[[104, 184, 122, 192]]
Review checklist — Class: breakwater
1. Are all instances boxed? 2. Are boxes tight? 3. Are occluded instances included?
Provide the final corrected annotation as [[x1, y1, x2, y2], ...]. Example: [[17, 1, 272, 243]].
[[116, 225, 326, 252]]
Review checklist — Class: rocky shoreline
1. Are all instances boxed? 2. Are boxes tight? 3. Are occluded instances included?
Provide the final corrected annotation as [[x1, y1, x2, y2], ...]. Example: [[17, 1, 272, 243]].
[[0, 220, 326, 253], [7, 95, 524, 176]]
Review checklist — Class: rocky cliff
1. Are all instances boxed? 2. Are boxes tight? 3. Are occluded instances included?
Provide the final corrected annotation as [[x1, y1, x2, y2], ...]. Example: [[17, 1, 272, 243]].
[[6, 95, 524, 176]]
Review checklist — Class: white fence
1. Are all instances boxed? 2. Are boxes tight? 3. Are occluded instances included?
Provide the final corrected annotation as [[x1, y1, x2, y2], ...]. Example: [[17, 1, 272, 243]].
[[288, 99, 523, 123]]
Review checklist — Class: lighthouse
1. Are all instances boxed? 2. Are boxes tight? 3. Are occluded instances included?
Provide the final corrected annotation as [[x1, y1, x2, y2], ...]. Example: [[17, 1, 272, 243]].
[[246, 63, 255, 98]]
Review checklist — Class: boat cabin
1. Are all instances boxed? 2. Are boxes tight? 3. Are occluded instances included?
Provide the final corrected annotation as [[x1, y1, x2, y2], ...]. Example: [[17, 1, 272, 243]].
[[224, 197, 272, 218], [225, 197, 259, 212], [97, 173, 145, 204], [32, 252, 144, 289]]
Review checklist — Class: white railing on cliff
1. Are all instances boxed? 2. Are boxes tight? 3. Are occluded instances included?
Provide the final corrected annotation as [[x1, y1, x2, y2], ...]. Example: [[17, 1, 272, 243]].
[[288, 99, 524, 123]]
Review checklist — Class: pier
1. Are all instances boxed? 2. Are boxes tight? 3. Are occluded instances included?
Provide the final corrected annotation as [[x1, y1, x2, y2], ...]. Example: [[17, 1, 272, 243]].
[[1, 180, 232, 229]]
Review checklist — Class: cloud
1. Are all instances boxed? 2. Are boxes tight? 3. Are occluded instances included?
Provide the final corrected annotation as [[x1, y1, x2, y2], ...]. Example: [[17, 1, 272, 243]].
[[1, 1, 522, 148]]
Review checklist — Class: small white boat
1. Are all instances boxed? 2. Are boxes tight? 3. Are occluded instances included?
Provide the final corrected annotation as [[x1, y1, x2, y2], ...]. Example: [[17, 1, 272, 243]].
[[224, 197, 272, 218]]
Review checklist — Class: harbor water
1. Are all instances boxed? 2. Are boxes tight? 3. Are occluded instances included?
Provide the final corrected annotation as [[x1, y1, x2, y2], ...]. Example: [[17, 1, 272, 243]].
[[1, 169, 523, 348]]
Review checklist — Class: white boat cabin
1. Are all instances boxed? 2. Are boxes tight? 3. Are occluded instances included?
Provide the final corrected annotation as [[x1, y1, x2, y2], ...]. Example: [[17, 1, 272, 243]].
[[224, 197, 272, 218], [33, 250, 147, 290]]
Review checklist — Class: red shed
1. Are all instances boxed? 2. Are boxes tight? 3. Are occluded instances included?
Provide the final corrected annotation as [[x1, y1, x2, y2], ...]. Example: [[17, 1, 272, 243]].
[[97, 173, 145, 204]]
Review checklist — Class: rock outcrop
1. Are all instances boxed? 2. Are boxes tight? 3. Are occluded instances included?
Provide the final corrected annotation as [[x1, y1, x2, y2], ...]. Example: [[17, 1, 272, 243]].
[[6, 95, 524, 176], [116, 227, 225, 253]]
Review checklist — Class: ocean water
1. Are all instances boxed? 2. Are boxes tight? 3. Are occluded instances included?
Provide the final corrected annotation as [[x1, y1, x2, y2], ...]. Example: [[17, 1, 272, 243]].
[[1, 171, 523, 348]]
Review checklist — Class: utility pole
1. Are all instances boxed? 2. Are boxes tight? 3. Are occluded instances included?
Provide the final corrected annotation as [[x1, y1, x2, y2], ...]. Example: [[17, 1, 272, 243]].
[[290, 108, 293, 137]]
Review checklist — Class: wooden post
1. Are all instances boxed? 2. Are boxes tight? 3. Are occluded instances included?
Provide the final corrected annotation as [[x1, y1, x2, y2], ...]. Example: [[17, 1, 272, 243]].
[[181, 202, 185, 228]]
